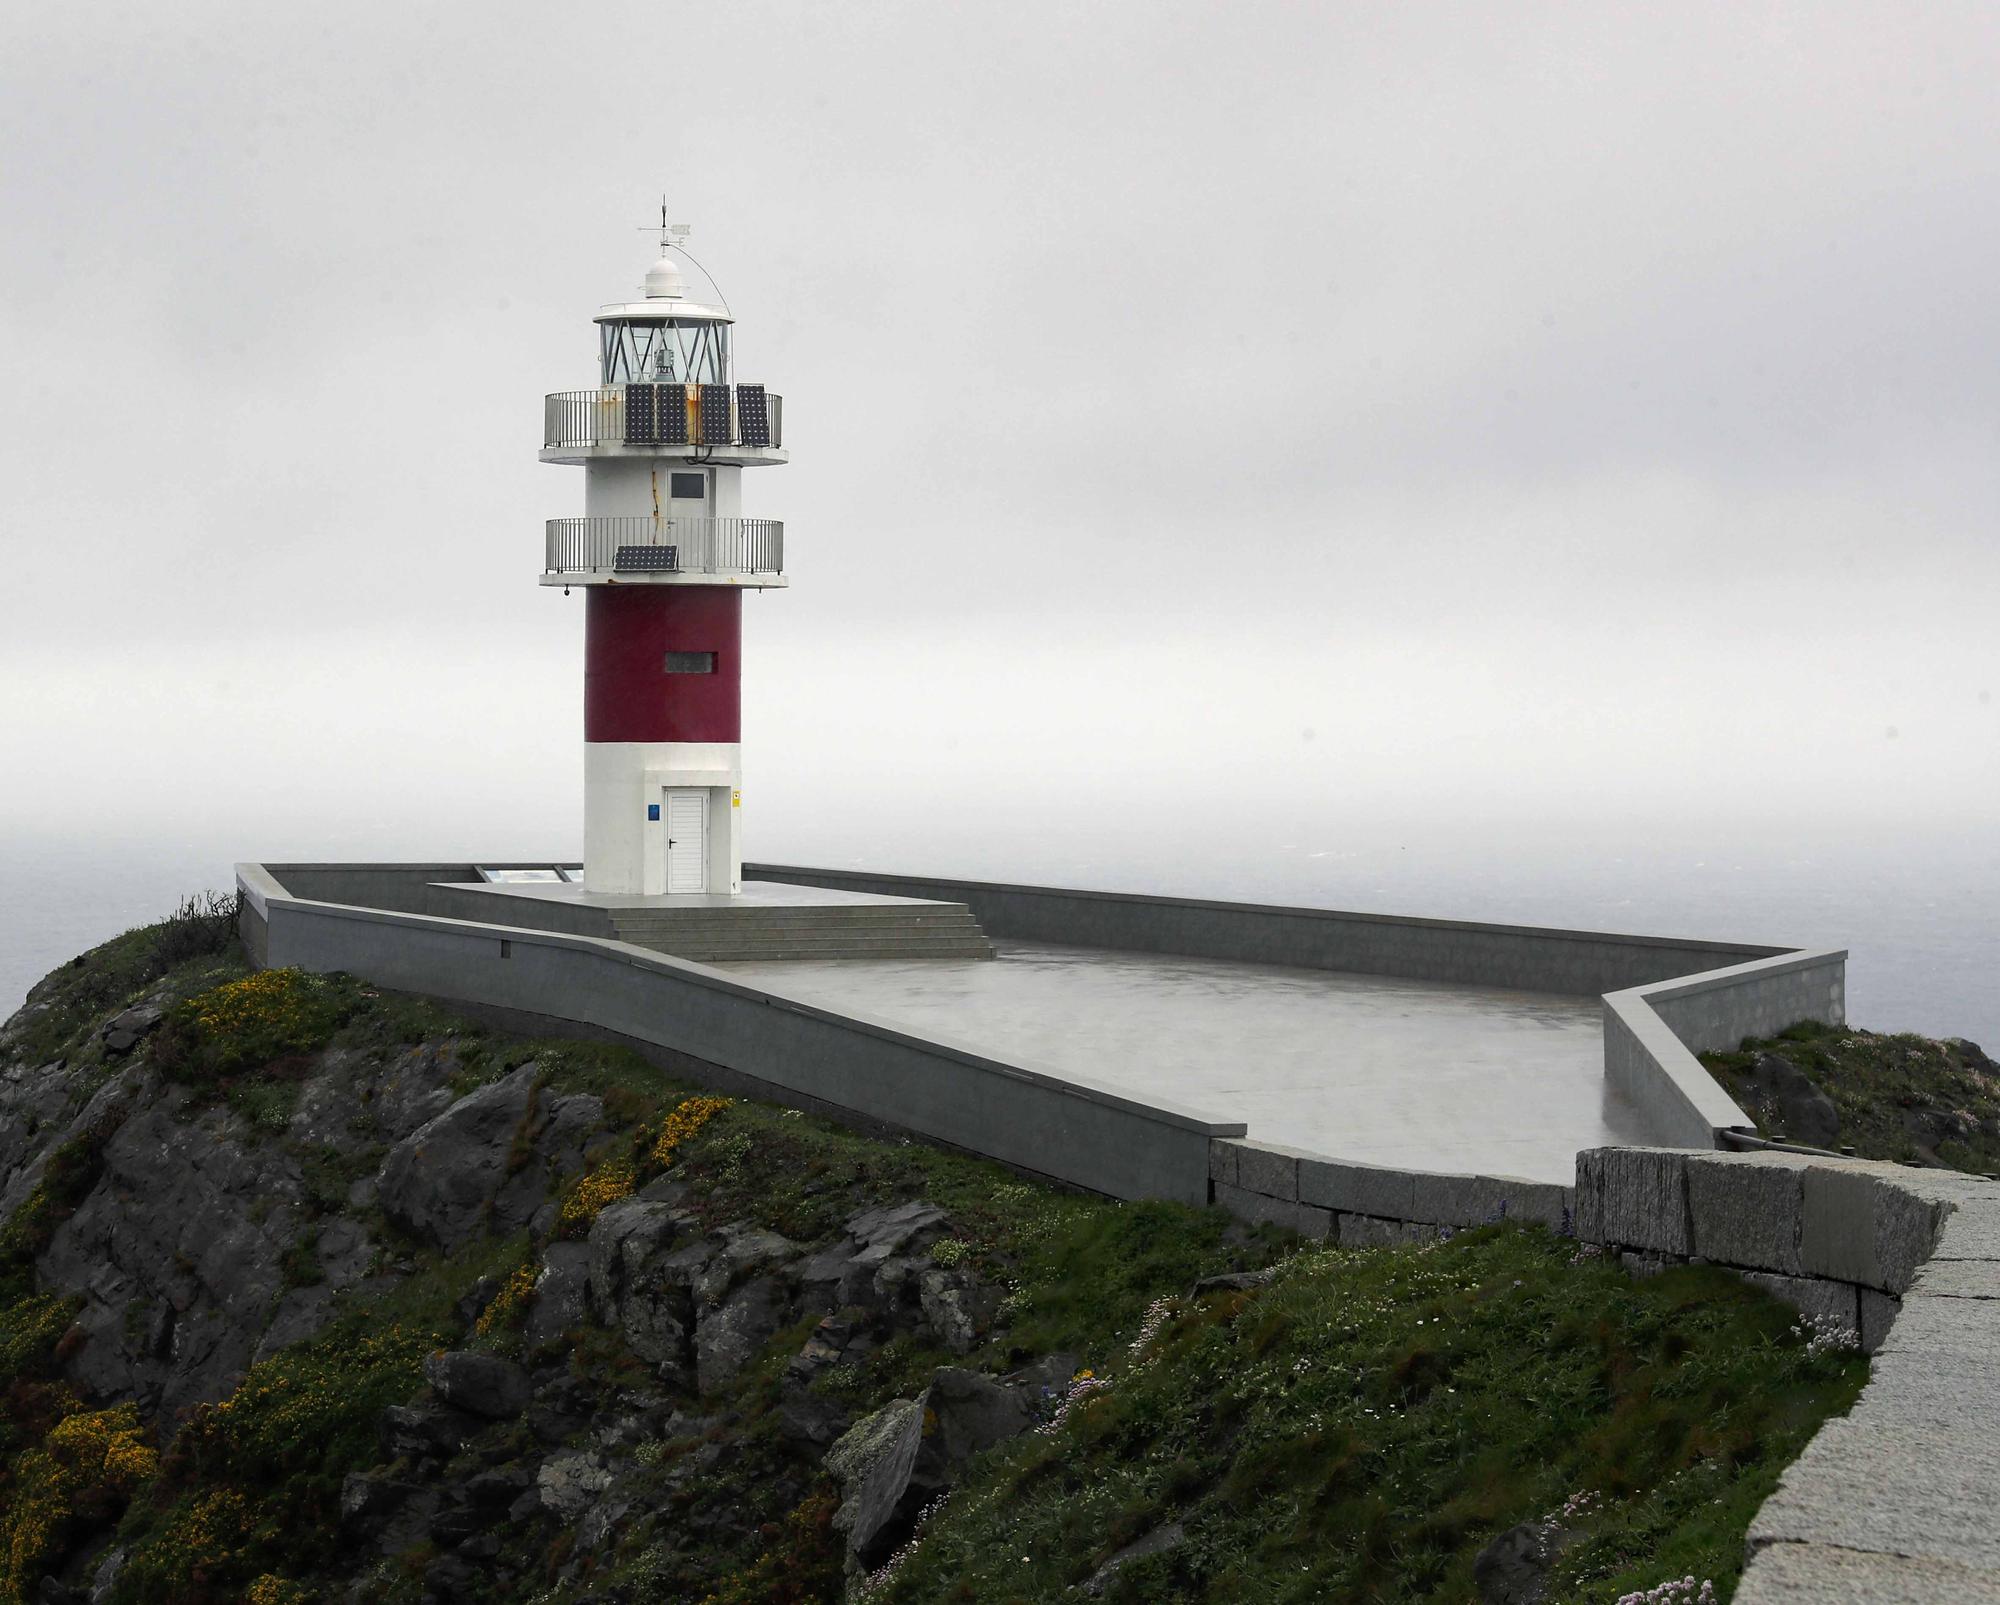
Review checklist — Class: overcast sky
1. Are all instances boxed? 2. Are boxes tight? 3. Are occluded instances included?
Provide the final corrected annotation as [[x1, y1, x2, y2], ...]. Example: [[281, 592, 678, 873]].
[[2, 1, 1995, 879]]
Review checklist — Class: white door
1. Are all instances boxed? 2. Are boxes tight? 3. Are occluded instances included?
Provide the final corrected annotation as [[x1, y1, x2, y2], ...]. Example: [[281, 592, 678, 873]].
[[664, 790, 708, 894]]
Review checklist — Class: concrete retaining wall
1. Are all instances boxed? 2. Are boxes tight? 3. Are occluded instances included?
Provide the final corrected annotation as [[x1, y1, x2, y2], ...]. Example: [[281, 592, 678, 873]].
[[745, 863, 1786, 994], [1604, 950, 1846, 1148], [237, 864, 1239, 1205]]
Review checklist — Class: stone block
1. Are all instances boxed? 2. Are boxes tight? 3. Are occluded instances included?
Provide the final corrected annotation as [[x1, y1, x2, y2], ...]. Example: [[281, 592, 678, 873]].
[[1873, 1290, 2000, 1367], [1749, 1415, 2000, 1572], [1418, 1173, 1570, 1230], [1738, 1271, 1859, 1335], [1212, 1182, 1330, 1241], [1208, 1141, 1239, 1187], [1906, 1258, 2000, 1300], [1337, 1213, 1435, 1248], [1848, 1346, 2000, 1431], [1296, 1157, 1417, 1221], [1231, 1142, 1309, 1203], [1800, 1166, 1944, 1293], [1685, 1151, 1808, 1274], [1859, 1288, 1900, 1354], [1931, 1197, 2000, 1262], [1737, 1542, 2000, 1605], [1574, 1148, 1690, 1254]]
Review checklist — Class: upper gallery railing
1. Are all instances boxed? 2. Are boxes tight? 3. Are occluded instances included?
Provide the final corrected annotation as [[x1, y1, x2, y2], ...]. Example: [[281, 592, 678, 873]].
[[543, 516, 785, 578], [543, 385, 785, 452]]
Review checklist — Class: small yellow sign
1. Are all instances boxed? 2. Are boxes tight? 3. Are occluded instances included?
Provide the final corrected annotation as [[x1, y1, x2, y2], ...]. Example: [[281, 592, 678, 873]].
[[731, 790, 741, 808]]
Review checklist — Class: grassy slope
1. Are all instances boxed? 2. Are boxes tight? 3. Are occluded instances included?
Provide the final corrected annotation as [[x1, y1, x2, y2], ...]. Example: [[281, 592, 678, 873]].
[[874, 1234, 1863, 1604], [0, 919, 1873, 1603], [1702, 1020, 2000, 1173]]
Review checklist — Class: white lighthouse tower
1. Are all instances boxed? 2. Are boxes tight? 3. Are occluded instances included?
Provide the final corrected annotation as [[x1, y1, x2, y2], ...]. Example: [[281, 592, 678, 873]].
[[539, 223, 787, 897]]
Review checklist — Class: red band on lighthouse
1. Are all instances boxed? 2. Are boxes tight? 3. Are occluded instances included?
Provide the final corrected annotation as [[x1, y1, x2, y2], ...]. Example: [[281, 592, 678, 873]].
[[584, 586, 742, 743]]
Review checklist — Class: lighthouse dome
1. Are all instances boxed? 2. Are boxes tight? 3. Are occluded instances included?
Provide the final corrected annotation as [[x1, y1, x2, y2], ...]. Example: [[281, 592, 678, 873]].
[[643, 255, 686, 300]]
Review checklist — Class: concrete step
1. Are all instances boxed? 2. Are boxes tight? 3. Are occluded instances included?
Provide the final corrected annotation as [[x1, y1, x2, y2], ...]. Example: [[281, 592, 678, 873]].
[[604, 898, 995, 962], [624, 928, 993, 954], [675, 942, 995, 963], [608, 907, 981, 931], [608, 912, 984, 936]]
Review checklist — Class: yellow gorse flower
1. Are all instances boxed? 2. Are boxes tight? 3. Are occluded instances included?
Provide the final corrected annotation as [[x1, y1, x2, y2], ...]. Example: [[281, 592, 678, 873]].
[[476, 1261, 541, 1335], [558, 1158, 637, 1237], [652, 1095, 732, 1167]]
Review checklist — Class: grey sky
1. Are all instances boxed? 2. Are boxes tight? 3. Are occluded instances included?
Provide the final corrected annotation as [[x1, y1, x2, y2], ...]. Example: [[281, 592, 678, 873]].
[[2, 1, 1995, 868]]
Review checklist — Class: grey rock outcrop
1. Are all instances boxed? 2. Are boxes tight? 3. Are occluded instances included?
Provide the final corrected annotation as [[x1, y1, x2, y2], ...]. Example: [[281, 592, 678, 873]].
[[523, 1242, 592, 1348], [37, 1091, 310, 1418], [823, 1364, 1034, 1573], [1474, 1521, 1555, 1603], [423, 1350, 533, 1419], [696, 1274, 789, 1394], [1745, 1051, 1841, 1149], [826, 1397, 928, 1568], [535, 1451, 614, 1520], [1084, 1521, 1185, 1596], [378, 1065, 603, 1252]]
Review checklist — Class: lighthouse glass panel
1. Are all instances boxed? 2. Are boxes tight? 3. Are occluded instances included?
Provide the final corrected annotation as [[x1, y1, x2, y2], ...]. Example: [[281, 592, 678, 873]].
[[600, 319, 731, 386]]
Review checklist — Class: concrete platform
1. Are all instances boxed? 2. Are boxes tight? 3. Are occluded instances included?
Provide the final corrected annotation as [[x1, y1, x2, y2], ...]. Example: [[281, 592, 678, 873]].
[[716, 942, 1651, 1182], [432, 878, 996, 961]]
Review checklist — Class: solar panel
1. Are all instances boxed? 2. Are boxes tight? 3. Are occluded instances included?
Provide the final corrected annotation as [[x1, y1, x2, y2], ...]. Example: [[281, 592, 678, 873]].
[[614, 544, 679, 572], [697, 383, 732, 445], [659, 383, 689, 445], [737, 383, 771, 448], [622, 384, 658, 445]]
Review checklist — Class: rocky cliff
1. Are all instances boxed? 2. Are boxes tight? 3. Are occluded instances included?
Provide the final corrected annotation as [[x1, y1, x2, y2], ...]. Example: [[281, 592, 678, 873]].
[[0, 905, 1870, 1604]]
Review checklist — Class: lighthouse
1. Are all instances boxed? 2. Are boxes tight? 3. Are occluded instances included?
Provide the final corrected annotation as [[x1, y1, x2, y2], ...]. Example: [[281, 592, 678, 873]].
[[540, 225, 787, 897]]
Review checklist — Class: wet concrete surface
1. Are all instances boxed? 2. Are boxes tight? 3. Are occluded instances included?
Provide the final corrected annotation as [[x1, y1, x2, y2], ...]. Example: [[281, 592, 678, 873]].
[[716, 943, 1657, 1183]]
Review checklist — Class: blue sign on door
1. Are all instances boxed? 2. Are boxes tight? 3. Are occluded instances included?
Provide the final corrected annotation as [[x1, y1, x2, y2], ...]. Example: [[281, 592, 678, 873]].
[[647, 804, 660, 820]]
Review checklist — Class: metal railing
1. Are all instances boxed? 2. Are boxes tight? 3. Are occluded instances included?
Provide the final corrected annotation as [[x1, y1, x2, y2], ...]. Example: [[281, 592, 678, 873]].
[[544, 516, 785, 577], [543, 386, 784, 451]]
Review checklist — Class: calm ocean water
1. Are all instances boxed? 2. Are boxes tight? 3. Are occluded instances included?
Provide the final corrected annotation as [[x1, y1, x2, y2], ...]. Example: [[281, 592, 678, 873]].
[[3, 825, 1995, 1050]]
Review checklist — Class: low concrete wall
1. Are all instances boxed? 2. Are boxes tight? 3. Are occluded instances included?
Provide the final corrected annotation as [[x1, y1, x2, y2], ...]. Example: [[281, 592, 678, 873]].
[[1604, 950, 1846, 1148], [746, 863, 1787, 995], [238, 865, 1240, 1205]]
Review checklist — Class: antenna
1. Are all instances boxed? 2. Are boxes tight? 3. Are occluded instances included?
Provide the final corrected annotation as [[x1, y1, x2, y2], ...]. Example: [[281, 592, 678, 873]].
[[640, 196, 692, 255]]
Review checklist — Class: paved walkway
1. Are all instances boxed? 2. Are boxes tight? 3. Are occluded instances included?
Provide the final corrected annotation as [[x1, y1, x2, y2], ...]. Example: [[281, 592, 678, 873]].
[[717, 943, 1655, 1183]]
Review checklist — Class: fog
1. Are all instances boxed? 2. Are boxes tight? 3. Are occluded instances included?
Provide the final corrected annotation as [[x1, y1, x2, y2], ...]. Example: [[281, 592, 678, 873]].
[[2, 3, 1997, 1019]]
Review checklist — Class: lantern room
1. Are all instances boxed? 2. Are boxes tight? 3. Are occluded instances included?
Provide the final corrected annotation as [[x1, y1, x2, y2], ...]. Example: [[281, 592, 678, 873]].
[[594, 250, 733, 386]]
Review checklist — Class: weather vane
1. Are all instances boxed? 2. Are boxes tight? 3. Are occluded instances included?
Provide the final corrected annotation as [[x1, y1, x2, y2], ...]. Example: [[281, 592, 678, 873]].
[[641, 196, 691, 254]]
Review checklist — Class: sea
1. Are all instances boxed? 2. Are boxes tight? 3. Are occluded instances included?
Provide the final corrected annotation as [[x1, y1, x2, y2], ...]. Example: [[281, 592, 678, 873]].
[[3, 823, 1995, 1051]]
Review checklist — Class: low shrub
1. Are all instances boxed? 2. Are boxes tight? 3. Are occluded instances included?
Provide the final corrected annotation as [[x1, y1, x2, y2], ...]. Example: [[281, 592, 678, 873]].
[[116, 1320, 443, 1601], [0, 1402, 157, 1603], [147, 892, 243, 976], [152, 969, 358, 1084]]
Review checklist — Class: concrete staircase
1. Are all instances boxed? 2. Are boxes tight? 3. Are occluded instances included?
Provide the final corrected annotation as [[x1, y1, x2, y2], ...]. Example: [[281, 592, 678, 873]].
[[605, 901, 996, 963]]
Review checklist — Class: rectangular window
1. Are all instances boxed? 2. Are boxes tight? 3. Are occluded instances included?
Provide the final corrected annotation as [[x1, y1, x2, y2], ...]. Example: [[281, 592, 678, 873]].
[[669, 472, 707, 500], [664, 652, 715, 674]]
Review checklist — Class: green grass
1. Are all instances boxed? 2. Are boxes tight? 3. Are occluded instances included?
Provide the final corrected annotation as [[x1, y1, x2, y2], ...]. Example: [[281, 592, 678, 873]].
[[870, 1230, 1866, 1605], [1703, 1020, 2000, 1173]]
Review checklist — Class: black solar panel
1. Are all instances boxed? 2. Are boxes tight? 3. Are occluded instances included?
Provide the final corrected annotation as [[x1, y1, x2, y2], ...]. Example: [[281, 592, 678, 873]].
[[697, 384, 732, 446], [658, 383, 689, 445], [737, 383, 770, 448], [622, 384, 658, 445], [614, 544, 679, 572]]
